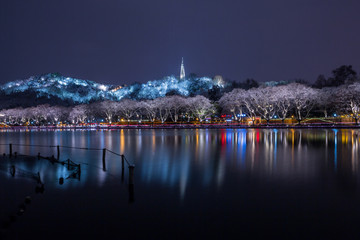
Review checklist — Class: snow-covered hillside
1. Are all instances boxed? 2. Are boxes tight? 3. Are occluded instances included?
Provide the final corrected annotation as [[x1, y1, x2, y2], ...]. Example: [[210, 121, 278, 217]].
[[0, 73, 223, 104]]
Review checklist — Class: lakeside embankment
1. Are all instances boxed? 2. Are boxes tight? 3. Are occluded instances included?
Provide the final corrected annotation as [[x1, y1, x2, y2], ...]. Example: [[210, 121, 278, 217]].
[[1, 124, 360, 130]]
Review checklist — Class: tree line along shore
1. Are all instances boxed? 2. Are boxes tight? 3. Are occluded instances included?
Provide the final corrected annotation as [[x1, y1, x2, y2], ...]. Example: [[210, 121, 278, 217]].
[[0, 84, 359, 128], [1, 65, 360, 127]]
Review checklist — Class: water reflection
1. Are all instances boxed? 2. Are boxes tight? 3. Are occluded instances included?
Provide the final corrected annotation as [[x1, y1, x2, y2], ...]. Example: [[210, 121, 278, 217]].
[[1, 129, 360, 199], [130, 128, 360, 198]]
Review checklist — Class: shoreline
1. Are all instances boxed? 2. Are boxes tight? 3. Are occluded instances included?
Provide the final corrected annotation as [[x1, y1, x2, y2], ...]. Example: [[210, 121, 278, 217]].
[[1, 124, 360, 130]]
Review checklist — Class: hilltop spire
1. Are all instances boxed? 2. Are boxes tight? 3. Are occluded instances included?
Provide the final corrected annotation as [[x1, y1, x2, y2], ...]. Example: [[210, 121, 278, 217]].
[[180, 57, 185, 80]]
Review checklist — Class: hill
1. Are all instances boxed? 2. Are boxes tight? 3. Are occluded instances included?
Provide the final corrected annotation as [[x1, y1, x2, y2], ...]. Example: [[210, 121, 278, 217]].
[[0, 73, 223, 109]]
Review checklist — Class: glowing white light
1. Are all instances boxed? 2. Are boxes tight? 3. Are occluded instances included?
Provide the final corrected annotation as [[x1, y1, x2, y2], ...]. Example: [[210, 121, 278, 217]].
[[98, 85, 108, 91]]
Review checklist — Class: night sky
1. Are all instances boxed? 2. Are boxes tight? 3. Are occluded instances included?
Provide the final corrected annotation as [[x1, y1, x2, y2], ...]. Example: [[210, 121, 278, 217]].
[[1, 0, 359, 85]]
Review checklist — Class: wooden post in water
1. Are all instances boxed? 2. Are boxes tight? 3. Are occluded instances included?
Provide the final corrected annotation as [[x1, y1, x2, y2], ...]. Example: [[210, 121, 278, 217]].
[[102, 148, 106, 171], [129, 165, 135, 185], [9, 143, 12, 158], [10, 165, 15, 176], [57, 145, 60, 160], [67, 159, 70, 170], [121, 155, 125, 170], [38, 152, 40, 160]]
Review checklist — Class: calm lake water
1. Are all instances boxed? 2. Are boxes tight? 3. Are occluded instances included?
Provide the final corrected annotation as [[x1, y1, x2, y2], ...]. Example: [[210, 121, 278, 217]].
[[1, 128, 360, 239]]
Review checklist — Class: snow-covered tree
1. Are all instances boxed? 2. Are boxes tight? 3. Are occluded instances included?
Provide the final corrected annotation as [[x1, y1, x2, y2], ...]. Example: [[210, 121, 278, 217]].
[[152, 98, 170, 123], [287, 83, 318, 124], [139, 100, 157, 123], [0, 108, 25, 124], [96, 101, 118, 123], [249, 87, 277, 124], [30, 104, 50, 124], [336, 82, 360, 124], [218, 89, 246, 121], [117, 99, 139, 124], [69, 105, 88, 124], [166, 95, 186, 123], [241, 91, 258, 123], [272, 85, 294, 123], [314, 87, 336, 118], [187, 95, 214, 122], [47, 106, 69, 124]]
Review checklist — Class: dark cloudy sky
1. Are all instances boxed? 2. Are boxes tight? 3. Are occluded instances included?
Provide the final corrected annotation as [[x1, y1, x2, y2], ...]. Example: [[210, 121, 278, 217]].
[[1, 0, 359, 85]]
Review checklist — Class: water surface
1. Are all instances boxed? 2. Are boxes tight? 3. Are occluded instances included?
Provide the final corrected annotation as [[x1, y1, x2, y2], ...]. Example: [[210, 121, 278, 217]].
[[1, 129, 360, 239]]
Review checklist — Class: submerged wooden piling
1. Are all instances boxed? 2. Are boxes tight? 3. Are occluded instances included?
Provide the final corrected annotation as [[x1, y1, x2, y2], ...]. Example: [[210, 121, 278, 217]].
[[121, 155, 125, 170], [129, 165, 135, 185], [57, 145, 60, 160], [102, 148, 106, 171], [9, 143, 12, 158], [10, 165, 15, 176]]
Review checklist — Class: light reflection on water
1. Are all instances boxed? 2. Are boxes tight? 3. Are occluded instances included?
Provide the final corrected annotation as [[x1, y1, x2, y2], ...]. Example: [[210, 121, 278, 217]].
[[2, 129, 360, 239], [0, 129, 360, 194]]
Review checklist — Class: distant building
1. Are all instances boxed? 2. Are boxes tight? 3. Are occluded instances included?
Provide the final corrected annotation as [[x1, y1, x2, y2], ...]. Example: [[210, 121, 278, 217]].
[[110, 84, 127, 92], [213, 75, 225, 87], [180, 57, 185, 80]]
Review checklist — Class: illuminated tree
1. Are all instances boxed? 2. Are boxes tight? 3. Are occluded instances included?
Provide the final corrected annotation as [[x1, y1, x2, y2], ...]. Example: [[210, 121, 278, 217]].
[[165, 95, 187, 123], [313, 87, 337, 118], [248, 87, 277, 125], [152, 98, 170, 123], [218, 89, 246, 121], [272, 85, 294, 123], [29, 104, 50, 125], [97, 101, 118, 123], [0, 108, 25, 124], [187, 95, 214, 122], [45, 106, 67, 124], [140, 100, 157, 123], [69, 105, 88, 124], [117, 99, 139, 124], [287, 83, 318, 124], [336, 82, 360, 124]]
